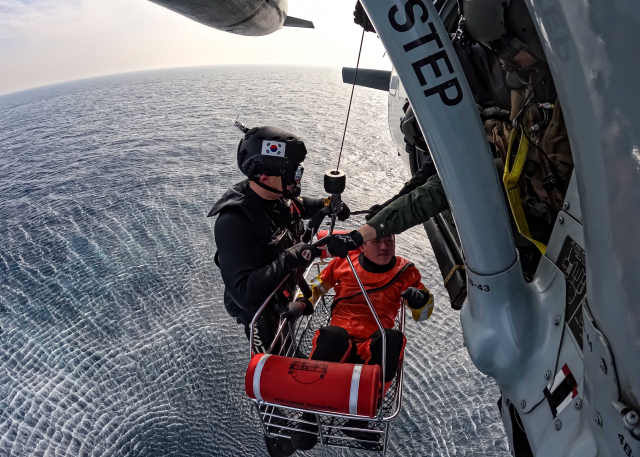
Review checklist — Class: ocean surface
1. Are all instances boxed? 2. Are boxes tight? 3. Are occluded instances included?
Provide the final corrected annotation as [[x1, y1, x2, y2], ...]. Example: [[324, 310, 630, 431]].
[[0, 66, 509, 456]]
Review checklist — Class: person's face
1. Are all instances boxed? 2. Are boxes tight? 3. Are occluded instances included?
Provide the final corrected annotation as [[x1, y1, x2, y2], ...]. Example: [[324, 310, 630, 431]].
[[259, 175, 283, 192], [362, 236, 395, 265], [512, 50, 538, 68]]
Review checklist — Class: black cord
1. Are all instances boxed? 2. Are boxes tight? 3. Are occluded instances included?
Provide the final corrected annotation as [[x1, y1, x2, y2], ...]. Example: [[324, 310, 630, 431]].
[[511, 71, 561, 176], [336, 29, 366, 171], [521, 127, 548, 158], [512, 69, 548, 127]]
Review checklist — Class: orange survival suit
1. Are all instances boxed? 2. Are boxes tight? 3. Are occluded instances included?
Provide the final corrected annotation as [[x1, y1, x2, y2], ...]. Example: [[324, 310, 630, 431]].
[[309, 251, 434, 362]]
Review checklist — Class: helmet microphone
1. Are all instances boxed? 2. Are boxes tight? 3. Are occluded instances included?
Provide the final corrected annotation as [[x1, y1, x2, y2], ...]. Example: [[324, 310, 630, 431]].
[[234, 116, 250, 133]]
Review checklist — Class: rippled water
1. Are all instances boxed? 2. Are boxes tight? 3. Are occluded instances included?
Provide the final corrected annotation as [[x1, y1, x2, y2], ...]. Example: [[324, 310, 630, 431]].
[[0, 66, 509, 456]]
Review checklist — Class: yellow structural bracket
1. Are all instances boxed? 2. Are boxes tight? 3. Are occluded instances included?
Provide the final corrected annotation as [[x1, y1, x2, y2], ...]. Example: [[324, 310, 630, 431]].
[[503, 127, 547, 255]]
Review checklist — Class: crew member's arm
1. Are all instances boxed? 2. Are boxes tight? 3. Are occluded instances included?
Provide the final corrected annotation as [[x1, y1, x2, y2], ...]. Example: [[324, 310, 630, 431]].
[[290, 260, 337, 318], [298, 197, 326, 219], [326, 174, 448, 258], [306, 259, 338, 305], [363, 174, 448, 241], [366, 160, 437, 219], [215, 210, 317, 312]]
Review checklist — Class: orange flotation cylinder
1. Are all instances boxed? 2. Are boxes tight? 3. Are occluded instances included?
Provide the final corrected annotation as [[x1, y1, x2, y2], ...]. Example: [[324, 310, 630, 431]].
[[245, 354, 381, 417]]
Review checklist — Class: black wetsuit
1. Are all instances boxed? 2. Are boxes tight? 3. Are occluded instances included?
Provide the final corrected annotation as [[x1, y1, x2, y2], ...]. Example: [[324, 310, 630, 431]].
[[209, 180, 325, 352]]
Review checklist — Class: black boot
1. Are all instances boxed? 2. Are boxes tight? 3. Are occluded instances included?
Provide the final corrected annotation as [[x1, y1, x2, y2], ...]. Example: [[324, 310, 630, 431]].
[[343, 419, 381, 450], [290, 413, 318, 451], [264, 434, 296, 457]]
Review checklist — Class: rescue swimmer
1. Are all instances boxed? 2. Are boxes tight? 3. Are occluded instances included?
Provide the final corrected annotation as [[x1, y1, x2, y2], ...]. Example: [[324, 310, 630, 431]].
[[290, 233, 434, 451], [208, 124, 350, 457], [210, 124, 351, 346]]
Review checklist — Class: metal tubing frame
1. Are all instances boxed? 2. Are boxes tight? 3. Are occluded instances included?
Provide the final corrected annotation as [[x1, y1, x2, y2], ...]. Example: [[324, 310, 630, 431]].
[[254, 399, 385, 422], [249, 259, 407, 424], [316, 414, 324, 446], [253, 403, 274, 439], [250, 243, 406, 452], [249, 276, 288, 358], [265, 422, 316, 435]]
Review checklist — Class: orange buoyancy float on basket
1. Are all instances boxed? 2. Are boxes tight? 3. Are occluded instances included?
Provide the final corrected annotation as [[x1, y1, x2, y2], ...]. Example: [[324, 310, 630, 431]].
[[317, 230, 348, 259], [245, 353, 381, 418]]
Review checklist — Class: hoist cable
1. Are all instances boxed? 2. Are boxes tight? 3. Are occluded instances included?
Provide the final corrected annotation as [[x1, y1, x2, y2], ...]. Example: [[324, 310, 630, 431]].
[[336, 29, 366, 171]]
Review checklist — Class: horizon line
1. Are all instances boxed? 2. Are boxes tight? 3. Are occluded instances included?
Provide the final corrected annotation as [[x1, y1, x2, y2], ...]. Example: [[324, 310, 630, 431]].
[[0, 63, 348, 98]]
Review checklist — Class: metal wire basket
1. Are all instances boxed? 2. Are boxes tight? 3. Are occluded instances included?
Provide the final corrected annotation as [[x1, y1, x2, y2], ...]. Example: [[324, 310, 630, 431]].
[[249, 259, 406, 455]]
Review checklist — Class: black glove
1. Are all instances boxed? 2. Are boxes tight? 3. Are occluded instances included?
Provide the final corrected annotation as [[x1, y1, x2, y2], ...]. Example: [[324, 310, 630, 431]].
[[401, 287, 434, 322], [327, 230, 364, 259], [364, 202, 387, 221], [354, 1, 376, 33], [279, 299, 311, 320], [337, 201, 351, 221], [286, 243, 321, 268], [400, 287, 429, 309], [307, 206, 332, 232]]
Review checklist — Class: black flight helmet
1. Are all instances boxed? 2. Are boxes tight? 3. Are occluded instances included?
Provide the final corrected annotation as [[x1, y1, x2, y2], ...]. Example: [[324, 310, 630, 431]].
[[237, 125, 307, 196], [462, 0, 546, 64]]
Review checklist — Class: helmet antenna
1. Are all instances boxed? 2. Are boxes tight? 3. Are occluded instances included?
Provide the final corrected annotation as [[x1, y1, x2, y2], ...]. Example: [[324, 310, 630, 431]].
[[234, 115, 249, 133]]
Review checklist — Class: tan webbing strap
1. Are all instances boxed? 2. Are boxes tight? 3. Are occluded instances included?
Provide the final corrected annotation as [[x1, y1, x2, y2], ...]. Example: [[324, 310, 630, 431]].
[[503, 127, 548, 255], [443, 264, 465, 286]]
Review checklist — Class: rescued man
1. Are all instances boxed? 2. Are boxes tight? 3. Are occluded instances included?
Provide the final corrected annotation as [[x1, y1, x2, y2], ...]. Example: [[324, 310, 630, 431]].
[[290, 233, 434, 451], [208, 125, 349, 457]]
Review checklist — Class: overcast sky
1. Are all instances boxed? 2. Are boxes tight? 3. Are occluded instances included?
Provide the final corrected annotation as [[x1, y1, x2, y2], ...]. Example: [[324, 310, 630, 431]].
[[0, 0, 391, 96]]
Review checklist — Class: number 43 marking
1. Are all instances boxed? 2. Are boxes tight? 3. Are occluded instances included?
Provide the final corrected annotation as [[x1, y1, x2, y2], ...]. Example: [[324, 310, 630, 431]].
[[469, 278, 490, 292]]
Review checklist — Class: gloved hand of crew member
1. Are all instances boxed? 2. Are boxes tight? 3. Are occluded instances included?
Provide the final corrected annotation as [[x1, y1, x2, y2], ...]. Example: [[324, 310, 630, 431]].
[[280, 298, 312, 320], [336, 201, 351, 221], [307, 201, 350, 232], [354, 1, 376, 33], [364, 203, 385, 221], [286, 243, 322, 268], [307, 206, 332, 232], [401, 287, 434, 322], [326, 230, 364, 259]]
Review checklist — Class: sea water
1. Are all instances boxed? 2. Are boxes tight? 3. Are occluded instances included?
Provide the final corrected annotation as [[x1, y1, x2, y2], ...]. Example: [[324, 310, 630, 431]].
[[0, 66, 509, 456]]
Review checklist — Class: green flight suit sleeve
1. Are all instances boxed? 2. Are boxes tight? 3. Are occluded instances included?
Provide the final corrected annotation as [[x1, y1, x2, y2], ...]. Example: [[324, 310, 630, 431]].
[[367, 174, 448, 238]]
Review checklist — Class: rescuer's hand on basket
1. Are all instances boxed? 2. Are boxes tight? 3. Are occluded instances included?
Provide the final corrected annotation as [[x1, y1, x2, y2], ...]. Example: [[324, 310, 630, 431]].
[[326, 230, 364, 258], [279, 298, 313, 319], [401, 287, 435, 322]]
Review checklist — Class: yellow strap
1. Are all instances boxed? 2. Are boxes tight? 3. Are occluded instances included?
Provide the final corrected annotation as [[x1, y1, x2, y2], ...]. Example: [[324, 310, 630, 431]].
[[503, 127, 547, 255], [443, 264, 465, 285]]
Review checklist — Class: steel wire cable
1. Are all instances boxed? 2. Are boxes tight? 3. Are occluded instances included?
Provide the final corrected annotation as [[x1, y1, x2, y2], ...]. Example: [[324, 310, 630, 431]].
[[336, 29, 366, 171]]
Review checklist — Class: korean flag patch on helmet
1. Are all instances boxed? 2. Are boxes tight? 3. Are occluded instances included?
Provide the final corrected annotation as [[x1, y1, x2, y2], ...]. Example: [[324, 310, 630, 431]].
[[262, 140, 286, 157]]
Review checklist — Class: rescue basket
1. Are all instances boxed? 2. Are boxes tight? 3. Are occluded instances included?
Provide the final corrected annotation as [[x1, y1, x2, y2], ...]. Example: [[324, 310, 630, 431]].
[[245, 234, 406, 455]]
